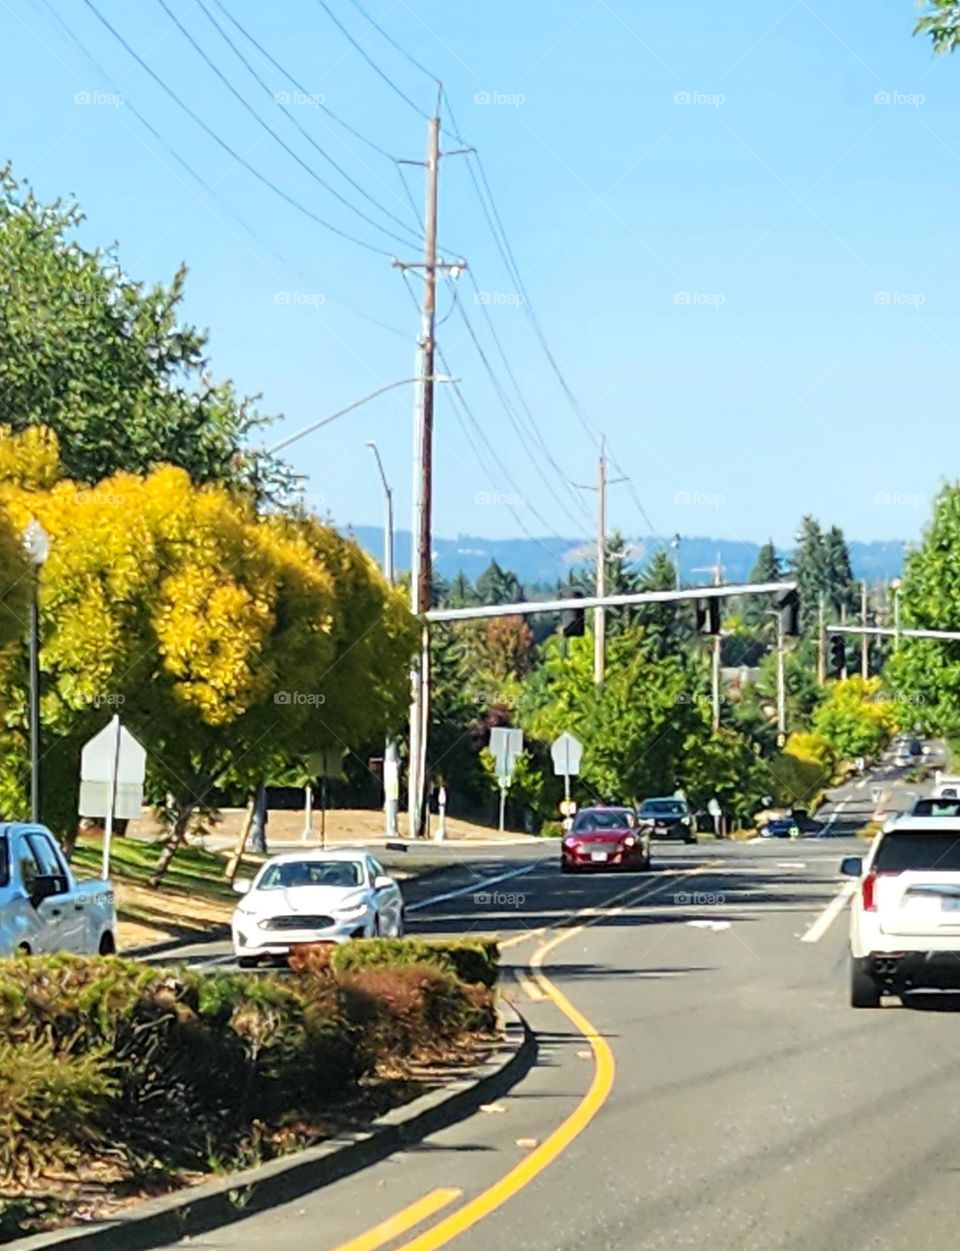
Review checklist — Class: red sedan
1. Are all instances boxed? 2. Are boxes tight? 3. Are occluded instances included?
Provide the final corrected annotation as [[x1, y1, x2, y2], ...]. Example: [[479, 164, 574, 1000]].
[[561, 806, 651, 873]]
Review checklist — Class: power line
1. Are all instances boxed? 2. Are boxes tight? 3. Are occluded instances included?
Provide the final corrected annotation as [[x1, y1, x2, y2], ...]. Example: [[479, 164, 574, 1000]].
[[314, 0, 433, 121], [195, 0, 422, 245], [156, 0, 421, 253], [34, 0, 413, 345], [209, 0, 399, 162], [345, 0, 441, 87], [81, 0, 396, 258], [450, 291, 595, 534]]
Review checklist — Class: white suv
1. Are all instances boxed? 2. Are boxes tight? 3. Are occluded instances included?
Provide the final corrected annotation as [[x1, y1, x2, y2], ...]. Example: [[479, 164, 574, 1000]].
[[842, 817, 960, 1007]]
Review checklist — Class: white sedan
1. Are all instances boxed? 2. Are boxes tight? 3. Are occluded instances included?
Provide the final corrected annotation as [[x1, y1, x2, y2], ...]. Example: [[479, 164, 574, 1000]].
[[231, 850, 404, 966]]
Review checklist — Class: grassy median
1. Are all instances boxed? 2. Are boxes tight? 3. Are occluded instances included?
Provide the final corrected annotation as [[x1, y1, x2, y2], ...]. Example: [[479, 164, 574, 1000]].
[[0, 938, 499, 1241]]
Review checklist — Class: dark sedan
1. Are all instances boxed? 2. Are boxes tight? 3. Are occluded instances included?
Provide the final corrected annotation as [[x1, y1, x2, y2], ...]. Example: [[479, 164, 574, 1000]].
[[561, 807, 650, 873], [638, 797, 696, 844]]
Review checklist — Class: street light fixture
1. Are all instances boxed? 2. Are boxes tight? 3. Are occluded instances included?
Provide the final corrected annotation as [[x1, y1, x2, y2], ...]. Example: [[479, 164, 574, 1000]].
[[365, 441, 399, 839], [23, 519, 49, 823]]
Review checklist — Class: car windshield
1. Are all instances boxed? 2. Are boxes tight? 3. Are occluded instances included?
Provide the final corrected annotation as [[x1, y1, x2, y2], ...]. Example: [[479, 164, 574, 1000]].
[[912, 799, 960, 817], [0, 834, 7, 888], [257, 860, 364, 890], [641, 800, 687, 816], [573, 810, 634, 832], [874, 832, 960, 872]]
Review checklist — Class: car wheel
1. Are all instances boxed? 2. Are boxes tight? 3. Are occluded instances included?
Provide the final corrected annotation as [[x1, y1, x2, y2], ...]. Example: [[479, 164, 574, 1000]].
[[850, 957, 882, 1008]]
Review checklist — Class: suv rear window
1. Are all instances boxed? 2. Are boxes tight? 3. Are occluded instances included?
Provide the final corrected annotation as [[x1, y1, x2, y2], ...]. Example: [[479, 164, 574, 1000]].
[[874, 831, 960, 872], [912, 799, 960, 817], [641, 801, 687, 817]]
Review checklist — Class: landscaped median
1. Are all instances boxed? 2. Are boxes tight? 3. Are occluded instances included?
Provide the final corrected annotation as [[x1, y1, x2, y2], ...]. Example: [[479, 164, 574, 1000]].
[[0, 938, 502, 1243]]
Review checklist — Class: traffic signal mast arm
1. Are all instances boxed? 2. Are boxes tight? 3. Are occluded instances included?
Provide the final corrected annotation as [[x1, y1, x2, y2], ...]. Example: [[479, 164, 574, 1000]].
[[425, 581, 799, 623]]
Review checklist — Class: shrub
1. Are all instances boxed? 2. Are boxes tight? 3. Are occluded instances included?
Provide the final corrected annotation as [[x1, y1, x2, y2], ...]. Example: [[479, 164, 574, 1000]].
[[330, 938, 500, 989]]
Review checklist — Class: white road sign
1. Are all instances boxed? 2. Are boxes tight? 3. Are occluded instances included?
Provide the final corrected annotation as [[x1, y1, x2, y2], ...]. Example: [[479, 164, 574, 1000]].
[[79, 716, 147, 879], [551, 732, 583, 777], [490, 727, 523, 780]]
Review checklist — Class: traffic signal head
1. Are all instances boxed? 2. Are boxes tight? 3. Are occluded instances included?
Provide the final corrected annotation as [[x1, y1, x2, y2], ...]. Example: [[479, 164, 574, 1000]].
[[830, 634, 846, 674], [696, 597, 722, 635], [563, 589, 586, 637], [778, 589, 800, 637]]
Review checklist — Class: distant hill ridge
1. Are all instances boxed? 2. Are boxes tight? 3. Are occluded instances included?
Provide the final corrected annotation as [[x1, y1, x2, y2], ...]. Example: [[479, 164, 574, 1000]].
[[345, 527, 907, 586]]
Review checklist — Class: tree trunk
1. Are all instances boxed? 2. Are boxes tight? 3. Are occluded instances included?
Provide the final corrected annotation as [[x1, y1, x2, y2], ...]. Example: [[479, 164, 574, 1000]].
[[150, 802, 195, 888], [225, 791, 257, 885]]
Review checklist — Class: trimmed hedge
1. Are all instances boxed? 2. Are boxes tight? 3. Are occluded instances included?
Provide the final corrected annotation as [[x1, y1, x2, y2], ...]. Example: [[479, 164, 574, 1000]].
[[327, 937, 500, 989]]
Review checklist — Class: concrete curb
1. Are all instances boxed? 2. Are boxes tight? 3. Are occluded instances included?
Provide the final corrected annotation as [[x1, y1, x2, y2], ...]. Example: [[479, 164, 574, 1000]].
[[10, 1003, 535, 1251]]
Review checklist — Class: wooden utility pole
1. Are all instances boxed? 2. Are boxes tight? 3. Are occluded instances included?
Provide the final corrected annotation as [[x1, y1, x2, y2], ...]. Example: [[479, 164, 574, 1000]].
[[575, 437, 625, 686], [396, 107, 468, 837], [817, 593, 826, 685]]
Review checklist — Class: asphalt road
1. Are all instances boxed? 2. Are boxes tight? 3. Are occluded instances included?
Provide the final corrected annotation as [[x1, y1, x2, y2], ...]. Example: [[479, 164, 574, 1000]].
[[153, 754, 960, 1251]]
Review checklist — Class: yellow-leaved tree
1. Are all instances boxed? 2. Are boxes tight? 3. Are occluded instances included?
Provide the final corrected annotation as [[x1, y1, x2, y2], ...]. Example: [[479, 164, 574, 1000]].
[[0, 429, 415, 875]]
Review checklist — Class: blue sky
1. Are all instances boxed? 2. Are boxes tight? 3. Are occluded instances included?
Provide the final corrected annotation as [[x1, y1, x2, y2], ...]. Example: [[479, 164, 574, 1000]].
[[0, 0, 955, 551]]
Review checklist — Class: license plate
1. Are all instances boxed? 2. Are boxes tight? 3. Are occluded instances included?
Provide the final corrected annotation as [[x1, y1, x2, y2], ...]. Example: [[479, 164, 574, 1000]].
[[590, 851, 608, 862]]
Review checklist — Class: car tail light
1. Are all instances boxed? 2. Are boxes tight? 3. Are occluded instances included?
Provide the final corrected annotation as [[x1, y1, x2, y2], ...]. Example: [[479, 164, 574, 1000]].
[[862, 872, 878, 912]]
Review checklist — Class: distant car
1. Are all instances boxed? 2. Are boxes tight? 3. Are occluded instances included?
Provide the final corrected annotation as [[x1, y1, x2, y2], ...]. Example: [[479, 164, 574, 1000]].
[[231, 851, 403, 966], [638, 797, 696, 843], [911, 797, 960, 818], [561, 807, 650, 873], [909, 739, 923, 758], [761, 817, 800, 839], [842, 817, 960, 1006]]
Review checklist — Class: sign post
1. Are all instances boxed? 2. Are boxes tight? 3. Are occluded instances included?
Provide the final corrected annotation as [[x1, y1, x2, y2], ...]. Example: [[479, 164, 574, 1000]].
[[489, 728, 523, 832], [79, 716, 147, 879], [550, 732, 584, 807]]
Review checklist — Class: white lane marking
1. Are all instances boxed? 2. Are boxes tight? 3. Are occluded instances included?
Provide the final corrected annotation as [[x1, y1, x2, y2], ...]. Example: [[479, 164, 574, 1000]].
[[819, 797, 850, 836], [855, 778, 867, 791], [686, 920, 731, 931], [777, 861, 807, 869], [800, 881, 856, 944], [406, 861, 543, 913]]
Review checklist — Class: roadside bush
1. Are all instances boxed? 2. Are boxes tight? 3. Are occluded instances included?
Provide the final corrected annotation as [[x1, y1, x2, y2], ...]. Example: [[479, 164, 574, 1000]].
[[328, 937, 500, 989]]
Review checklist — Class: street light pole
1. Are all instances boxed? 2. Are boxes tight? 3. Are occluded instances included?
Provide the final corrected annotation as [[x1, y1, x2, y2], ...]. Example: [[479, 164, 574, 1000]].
[[366, 441, 399, 839], [23, 520, 49, 824]]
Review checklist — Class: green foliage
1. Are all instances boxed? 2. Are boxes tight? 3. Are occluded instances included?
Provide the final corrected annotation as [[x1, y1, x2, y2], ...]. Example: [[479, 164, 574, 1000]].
[[885, 484, 960, 737], [790, 516, 857, 634], [916, 1, 960, 52], [329, 937, 500, 988], [0, 166, 288, 497]]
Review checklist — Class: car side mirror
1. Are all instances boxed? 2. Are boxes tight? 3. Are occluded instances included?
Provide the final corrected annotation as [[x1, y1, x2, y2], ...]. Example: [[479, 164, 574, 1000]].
[[373, 875, 393, 891], [233, 879, 251, 895], [840, 856, 863, 878], [30, 874, 65, 907]]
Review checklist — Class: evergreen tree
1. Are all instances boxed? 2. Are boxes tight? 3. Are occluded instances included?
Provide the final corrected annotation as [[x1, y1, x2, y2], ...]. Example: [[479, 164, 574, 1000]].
[[743, 539, 782, 626], [475, 560, 523, 605]]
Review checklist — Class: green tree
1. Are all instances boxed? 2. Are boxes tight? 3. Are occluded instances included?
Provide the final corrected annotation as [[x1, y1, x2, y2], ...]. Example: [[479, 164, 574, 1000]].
[[0, 166, 286, 496], [475, 560, 523, 605], [885, 484, 960, 735], [812, 677, 897, 761], [743, 540, 782, 626], [916, 2, 960, 51]]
